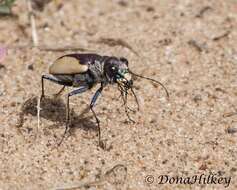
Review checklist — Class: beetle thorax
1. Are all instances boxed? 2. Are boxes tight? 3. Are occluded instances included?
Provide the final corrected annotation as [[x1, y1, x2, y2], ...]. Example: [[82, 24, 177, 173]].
[[88, 59, 106, 83]]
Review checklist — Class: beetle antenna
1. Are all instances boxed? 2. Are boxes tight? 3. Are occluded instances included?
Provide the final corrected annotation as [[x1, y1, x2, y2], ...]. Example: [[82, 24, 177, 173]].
[[129, 70, 169, 99]]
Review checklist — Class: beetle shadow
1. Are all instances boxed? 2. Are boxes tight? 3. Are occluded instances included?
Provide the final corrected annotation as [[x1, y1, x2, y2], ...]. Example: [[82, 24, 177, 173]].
[[16, 96, 98, 135]]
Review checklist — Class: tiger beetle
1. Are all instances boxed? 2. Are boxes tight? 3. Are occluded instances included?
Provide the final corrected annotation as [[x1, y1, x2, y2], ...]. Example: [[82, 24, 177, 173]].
[[40, 53, 169, 148]]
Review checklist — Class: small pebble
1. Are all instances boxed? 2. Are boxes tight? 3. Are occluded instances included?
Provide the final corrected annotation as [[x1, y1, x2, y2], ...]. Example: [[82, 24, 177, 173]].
[[28, 64, 34, 70], [193, 94, 202, 103]]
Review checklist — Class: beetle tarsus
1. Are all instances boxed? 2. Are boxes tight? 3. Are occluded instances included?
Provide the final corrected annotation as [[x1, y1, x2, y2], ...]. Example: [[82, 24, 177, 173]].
[[58, 122, 70, 146]]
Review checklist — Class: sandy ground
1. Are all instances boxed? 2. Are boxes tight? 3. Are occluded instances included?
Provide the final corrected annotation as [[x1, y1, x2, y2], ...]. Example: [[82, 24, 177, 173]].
[[0, 0, 237, 190]]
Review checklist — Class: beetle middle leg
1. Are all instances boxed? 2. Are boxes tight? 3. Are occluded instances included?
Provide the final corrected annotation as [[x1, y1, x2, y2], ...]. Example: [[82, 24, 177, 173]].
[[58, 86, 89, 146], [90, 83, 104, 148], [53, 86, 65, 97]]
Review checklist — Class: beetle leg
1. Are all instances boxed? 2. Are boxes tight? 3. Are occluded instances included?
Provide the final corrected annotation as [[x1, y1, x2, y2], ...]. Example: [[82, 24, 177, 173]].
[[90, 84, 104, 148], [53, 86, 65, 97], [58, 86, 89, 146], [41, 74, 71, 99]]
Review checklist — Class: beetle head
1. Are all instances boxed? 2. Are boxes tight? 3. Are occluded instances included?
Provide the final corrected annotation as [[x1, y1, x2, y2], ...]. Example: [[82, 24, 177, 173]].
[[104, 57, 133, 88]]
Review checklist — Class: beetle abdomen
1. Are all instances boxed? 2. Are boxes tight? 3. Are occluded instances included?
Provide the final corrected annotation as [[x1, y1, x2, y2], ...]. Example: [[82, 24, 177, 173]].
[[49, 56, 89, 74]]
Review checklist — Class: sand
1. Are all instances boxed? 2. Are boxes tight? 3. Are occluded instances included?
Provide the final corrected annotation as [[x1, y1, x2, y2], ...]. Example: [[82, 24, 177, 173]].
[[0, 0, 236, 189]]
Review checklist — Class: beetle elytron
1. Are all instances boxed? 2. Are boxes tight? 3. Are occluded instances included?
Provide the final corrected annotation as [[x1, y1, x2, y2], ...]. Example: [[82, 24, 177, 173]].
[[41, 53, 169, 148]]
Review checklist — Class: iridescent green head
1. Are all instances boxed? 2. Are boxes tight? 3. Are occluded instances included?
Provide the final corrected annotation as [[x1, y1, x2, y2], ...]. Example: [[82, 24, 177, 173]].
[[104, 57, 133, 87]]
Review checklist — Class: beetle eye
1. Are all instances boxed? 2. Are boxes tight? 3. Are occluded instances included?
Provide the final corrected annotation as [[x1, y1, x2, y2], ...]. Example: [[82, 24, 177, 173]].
[[111, 66, 118, 73]]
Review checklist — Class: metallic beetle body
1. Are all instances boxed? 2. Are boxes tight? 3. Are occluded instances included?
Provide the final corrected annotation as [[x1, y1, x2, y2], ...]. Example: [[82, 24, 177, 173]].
[[41, 53, 133, 148], [49, 53, 132, 88]]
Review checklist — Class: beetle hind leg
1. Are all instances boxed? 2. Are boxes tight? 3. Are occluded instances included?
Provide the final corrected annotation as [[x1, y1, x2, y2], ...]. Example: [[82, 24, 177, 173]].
[[41, 74, 72, 100]]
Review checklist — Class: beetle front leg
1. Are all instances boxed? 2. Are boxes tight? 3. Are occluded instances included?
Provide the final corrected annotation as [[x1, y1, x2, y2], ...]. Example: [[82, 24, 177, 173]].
[[58, 86, 89, 146], [90, 83, 104, 148]]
